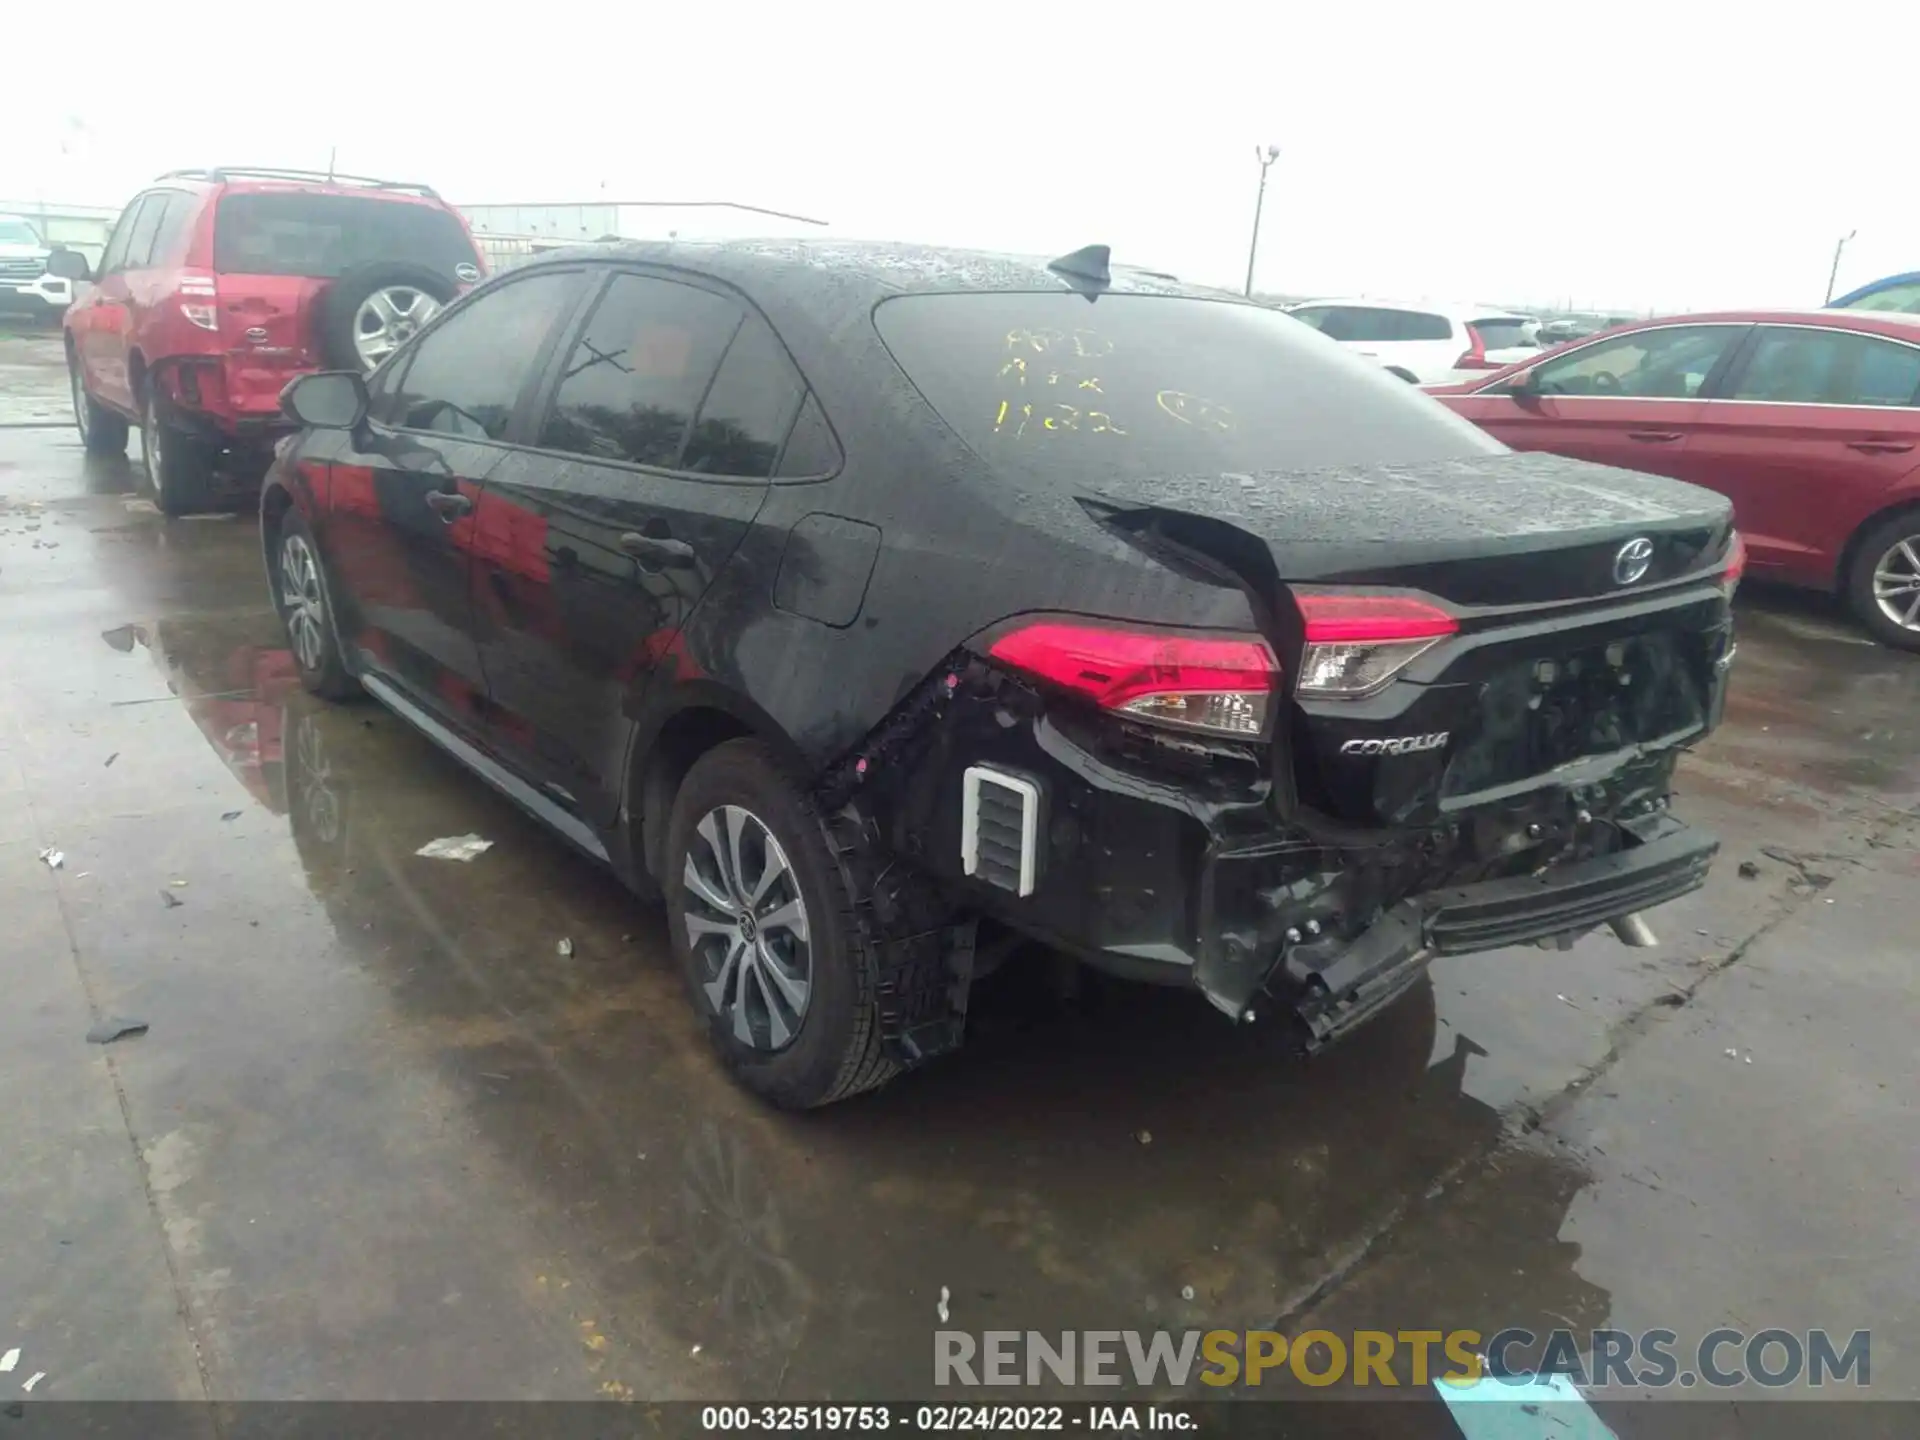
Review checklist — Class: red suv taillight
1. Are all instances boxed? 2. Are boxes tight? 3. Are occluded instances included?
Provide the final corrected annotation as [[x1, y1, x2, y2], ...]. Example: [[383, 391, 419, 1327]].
[[987, 621, 1277, 738], [179, 272, 220, 332], [1722, 531, 1747, 595], [1453, 327, 1499, 370], [1294, 593, 1458, 698]]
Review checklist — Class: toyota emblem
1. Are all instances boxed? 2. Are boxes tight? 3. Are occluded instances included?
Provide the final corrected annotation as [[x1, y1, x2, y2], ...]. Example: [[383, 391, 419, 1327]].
[[1613, 536, 1655, 585]]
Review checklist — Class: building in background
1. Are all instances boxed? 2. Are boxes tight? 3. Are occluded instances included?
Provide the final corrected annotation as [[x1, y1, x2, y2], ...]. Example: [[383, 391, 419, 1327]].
[[0, 200, 120, 269], [458, 200, 830, 271]]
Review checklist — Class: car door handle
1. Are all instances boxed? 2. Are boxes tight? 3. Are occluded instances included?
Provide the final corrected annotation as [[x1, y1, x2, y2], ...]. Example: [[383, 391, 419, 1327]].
[[1846, 439, 1915, 454], [424, 489, 472, 521], [619, 531, 696, 568], [1626, 430, 1683, 443]]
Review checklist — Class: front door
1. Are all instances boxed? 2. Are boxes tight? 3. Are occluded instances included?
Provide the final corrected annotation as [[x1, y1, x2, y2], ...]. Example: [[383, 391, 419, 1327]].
[[473, 270, 797, 828], [1679, 324, 1920, 584], [314, 267, 587, 738], [1450, 323, 1749, 484]]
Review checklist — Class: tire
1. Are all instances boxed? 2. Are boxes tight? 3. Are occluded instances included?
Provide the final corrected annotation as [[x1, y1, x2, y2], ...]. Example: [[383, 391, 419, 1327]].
[[665, 739, 895, 1108], [140, 391, 216, 516], [317, 262, 457, 373], [1845, 510, 1920, 652], [69, 353, 128, 456], [272, 510, 359, 700]]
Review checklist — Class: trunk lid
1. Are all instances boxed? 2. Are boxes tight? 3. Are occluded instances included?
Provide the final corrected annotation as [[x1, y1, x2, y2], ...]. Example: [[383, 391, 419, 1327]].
[[218, 273, 326, 367], [1077, 451, 1737, 828], [1076, 450, 1732, 606]]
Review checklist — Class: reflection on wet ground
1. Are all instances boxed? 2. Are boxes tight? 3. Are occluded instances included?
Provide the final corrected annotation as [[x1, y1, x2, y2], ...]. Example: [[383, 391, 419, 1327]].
[[3, 423, 1918, 1422]]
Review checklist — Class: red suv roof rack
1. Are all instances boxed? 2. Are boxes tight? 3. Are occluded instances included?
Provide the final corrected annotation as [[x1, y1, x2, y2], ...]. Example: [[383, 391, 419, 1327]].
[[154, 167, 440, 199]]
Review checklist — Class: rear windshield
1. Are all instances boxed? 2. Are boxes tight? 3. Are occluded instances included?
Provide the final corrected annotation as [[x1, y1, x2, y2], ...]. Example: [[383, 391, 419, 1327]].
[[873, 292, 1500, 480], [1468, 317, 1539, 351], [213, 193, 477, 278]]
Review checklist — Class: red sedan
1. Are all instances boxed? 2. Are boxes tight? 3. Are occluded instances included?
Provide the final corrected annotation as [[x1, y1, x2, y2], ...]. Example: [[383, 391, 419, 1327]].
[[1431, 309, 1920, 649]]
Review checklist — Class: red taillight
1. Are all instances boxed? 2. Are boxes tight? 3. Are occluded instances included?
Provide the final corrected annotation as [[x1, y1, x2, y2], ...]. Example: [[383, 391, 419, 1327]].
[[1453, 328, 1498, 370], [987, 621, 1277, 738], [1294, 593, 1457, 698], [1722, 531, 1747, 591]]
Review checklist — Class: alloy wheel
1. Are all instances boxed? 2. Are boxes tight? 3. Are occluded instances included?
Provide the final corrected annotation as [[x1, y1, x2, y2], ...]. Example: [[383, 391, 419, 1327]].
[[352, 286, 441, 371], [280, 533, 328, 673], [141, 399, 164, 498], [682, 805, 813, 1051], [1871, 534, 1920, 632]]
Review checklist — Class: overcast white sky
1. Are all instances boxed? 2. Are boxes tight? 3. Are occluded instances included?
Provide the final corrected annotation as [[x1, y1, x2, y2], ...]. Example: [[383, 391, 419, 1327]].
[[5, 1, 1914, 312]]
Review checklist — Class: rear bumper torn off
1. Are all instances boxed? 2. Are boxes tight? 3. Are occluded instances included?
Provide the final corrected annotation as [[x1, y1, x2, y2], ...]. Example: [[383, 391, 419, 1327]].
[[1264, 818, 1717, 1047]]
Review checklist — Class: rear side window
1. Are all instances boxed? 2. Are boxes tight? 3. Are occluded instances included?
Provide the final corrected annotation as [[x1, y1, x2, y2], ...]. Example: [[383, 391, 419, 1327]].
[[145, 193, 197, 268], [1731, 327, 1920, 407], [1467, 318, 1538, 352], [775, 395, 842, 478], [98, 200, 146, 273], [683, 314, 805, 478], [874, 291, 1500, 481], [213, 193, 477, 279], [390, 270, 578, 439], [1528, 325, 1740, 398], [120, 196, 167, 271], [1393, 310, 1453, 341], [537, 273, 741, 469]]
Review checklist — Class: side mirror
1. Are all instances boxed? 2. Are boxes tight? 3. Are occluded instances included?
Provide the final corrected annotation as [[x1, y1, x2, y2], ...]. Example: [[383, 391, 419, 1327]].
[[45, 247, 91, 282], [281, 371, 369, 430], [1507, 368, 1540, 398]]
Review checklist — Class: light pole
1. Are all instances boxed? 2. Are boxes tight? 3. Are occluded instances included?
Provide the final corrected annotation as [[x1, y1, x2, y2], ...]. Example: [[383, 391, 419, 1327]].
[[1245, 144, 1280, 298], [1824, 229, 1857, 304]]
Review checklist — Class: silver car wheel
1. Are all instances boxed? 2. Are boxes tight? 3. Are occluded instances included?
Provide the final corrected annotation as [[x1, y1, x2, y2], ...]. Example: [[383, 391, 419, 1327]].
[[683, 804, 812, 1052], [280, 533, 328, 673], [352, 286, 441, 371], [1871, 535, 1920, 632]]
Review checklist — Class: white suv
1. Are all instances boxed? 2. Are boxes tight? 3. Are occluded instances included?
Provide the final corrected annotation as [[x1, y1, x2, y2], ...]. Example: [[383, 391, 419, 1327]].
[[1284, 299, 1540, 384], [0, 215, 76, 322]]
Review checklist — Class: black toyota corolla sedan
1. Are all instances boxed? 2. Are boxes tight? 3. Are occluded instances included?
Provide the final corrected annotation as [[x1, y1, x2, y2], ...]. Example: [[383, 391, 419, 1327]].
[[261, 238, 1740, 1107]]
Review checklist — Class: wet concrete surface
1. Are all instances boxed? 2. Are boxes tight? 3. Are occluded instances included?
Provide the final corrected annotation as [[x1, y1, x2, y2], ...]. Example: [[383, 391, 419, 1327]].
[[3, 388, 1917, 1429]]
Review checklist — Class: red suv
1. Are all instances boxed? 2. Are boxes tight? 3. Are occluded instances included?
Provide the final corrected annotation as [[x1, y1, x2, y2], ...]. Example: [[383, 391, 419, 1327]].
[[50, 167, 483, 514]]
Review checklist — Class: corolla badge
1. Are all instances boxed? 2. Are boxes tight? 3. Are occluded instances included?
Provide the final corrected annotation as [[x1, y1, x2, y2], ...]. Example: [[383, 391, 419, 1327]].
[[1340, 732, 1450, 756], [454, 262, 480, 283], [1613, 536, 1655, 585]]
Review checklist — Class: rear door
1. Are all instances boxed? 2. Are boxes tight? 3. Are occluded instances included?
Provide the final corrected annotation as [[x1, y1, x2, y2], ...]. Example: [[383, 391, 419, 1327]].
[[317, 267, 587, 740], [1680, 324, 1920, 583], [74, 194, 160, 410], [1445, 323, 1749, 479], [472, 268, 794, 828]]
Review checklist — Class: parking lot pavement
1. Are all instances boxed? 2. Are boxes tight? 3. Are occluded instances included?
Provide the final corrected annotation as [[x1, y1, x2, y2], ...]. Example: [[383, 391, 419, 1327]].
[[1, 416, 1916, 1421], [0, 323, 72, 427]]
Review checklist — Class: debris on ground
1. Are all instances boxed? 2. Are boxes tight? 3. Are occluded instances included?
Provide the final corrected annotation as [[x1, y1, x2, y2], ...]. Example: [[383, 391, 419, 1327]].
[[1737, 860, 1760, 879], [0, 1348, 16, 1373], [1181, 1285, 1196, 1301], [169, 879, 188, 888], [104, 752, 118, 768], [690, 1344, 703, 1358], [37, 848, 63, 870], [1653, 993, 1687, 1008], [1135, 1129, 1152, 1146], [936, 1286, 950, 1323], [160, 890, 182, 909], [416, 834, 494, 862], [557, 938, 574, 957], [87, 1017, 149, 1045], [100, 623, 146, 652], [20, 1373, 43, 1394], [221, 811, 242, 822]]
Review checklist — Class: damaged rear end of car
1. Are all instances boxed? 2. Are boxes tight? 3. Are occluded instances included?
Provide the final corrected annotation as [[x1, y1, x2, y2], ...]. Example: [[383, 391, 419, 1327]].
[[843, 286, 1739, 1052]]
